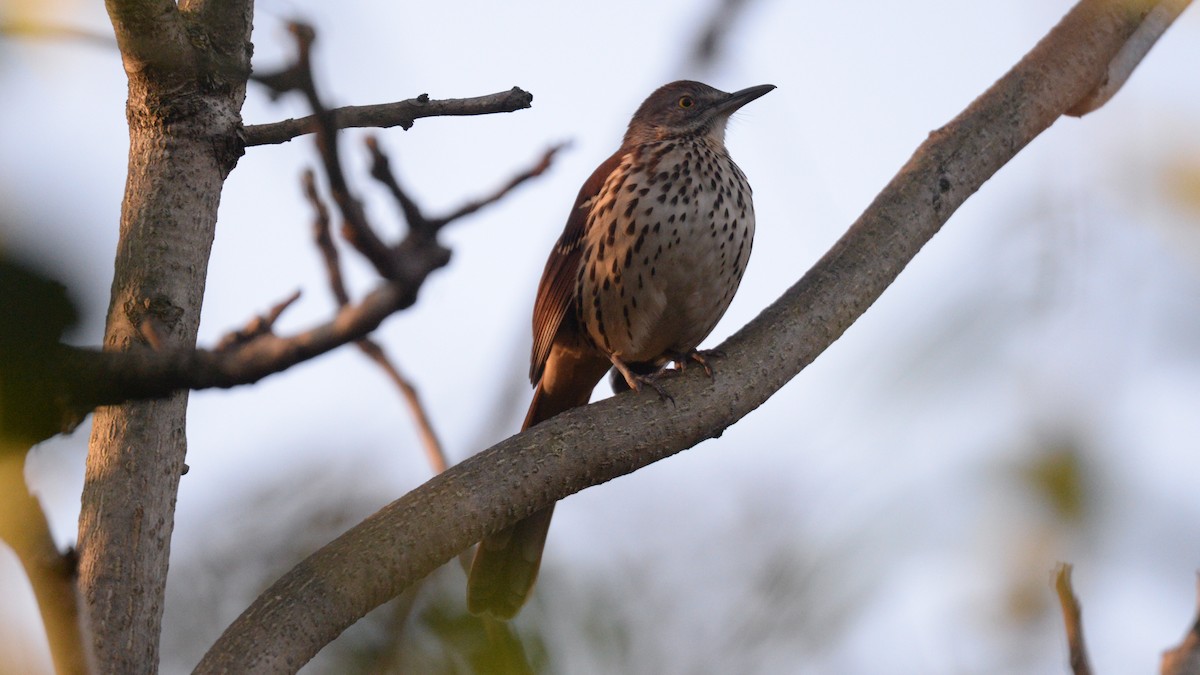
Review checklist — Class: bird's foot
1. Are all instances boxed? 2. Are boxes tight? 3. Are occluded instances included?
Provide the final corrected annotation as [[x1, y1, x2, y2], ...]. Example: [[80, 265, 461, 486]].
[[609, 356, 675, 404], [633, 372, 675, 404], [668, 349, 725, 378]]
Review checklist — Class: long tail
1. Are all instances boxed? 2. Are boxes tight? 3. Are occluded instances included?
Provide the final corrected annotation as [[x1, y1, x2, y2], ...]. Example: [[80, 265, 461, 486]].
[[467, 349, 608, 619]]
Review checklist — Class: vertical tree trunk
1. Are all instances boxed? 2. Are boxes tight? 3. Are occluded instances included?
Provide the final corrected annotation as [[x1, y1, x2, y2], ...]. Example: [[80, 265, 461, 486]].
[[78, 1, 253, 670]]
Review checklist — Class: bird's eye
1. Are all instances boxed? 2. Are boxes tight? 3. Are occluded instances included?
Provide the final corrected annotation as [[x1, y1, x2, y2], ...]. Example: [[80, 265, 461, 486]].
[[678, 95, 694, 109]]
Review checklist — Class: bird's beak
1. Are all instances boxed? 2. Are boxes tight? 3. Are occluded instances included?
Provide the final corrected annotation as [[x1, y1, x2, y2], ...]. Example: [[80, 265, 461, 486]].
[[711, 84, 776, 116]]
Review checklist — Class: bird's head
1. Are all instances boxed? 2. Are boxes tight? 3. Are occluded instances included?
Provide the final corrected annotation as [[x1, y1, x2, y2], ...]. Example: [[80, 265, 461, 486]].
[[623, 80, 775, 147]]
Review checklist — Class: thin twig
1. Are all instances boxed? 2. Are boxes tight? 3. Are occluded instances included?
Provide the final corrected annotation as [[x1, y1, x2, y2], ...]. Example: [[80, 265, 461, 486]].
[[214, 290, 303, 351], [261, 22, 396, 279], [301, 168, 451, 475], [59, 279, 431, 407], [354, 340, 449, 475], [28, 81, 558, 440], [365, 137, 428, 237], [302, 170, 349, 304], [243, 88, 534, 147], [1053, 563, 1093, 675], [427, 143, 565, 230], [366, 138, 565, 236]]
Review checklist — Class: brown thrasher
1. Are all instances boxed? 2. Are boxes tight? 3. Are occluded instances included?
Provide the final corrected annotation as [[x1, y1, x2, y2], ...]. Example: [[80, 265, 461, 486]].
[[467, 80, 774, 619]]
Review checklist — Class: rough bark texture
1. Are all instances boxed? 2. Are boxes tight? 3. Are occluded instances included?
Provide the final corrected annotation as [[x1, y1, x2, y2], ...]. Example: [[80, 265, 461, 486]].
[[78, 0, 253, 671], [195, 0, 1184, 671]]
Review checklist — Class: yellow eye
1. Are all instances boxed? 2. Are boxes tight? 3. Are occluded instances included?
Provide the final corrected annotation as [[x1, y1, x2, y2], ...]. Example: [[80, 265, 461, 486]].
[[678, 95, 694, 109]]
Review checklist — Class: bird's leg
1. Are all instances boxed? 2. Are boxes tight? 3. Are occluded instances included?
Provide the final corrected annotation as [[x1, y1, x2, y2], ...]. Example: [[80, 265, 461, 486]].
[[609, 354, 674, 403]]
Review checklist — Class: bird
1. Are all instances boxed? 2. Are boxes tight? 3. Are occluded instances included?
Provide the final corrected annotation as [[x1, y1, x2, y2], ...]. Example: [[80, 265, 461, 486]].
[[467, 80, 774, 619]]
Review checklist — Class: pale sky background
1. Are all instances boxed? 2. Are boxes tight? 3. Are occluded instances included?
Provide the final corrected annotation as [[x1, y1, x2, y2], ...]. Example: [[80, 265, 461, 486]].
[[3, 1, 1200, 673]]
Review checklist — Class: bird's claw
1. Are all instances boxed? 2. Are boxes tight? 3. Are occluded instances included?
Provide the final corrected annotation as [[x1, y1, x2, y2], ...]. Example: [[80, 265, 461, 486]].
[[631, 373, 675, 405], [610, 356, 675, 404], [669, 349, 724, 379]]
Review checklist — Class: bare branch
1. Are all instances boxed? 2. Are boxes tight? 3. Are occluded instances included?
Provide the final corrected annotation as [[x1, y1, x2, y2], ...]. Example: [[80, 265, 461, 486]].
[[365, 137, 429, 237], [427, 143, 565, 230], [1162, 575, 1200, 675], [214, 290, 303, 351], [62, 277, 433, 405], [242, 88, 535, 147], [15, 94, 557, 442], [1053, 564, 1093, 675], [1068, 0, 1190, 116], [259, 23, 397, 279], [302, 167, 450, 474], [367, 137, 564, 237], [355, 339, 450, 474], [194, 1, 1191, 671], [302, 169, 350, 304]]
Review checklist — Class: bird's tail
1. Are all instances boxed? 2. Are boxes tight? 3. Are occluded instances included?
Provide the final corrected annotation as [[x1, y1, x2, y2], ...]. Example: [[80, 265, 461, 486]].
[[467, 351, 607, 619]]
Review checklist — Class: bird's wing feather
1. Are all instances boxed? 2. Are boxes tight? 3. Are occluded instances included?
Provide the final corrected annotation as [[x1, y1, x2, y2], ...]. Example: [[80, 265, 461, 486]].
[[529, 149, 626, 384]]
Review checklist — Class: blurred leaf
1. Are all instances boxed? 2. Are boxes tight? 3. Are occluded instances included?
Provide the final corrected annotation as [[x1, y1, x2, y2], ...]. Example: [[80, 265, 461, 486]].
[[1020, 437, 1089, 526], [1163, 155, 1200, 217], [0, 255, 77, 445]]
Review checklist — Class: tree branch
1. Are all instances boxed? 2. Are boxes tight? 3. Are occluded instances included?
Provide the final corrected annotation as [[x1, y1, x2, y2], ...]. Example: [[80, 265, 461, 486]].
[[1067, 0, 1190, 116], [195, 0, 1190, 670], [242, 88, 535, 147], [257, 23, 399, 279], [366, 136, 564, 235], [1053, 563, 1093, 675], [103, 0, 193, 76], [302, 168, 450, 474], [32, 139, 558, 427]]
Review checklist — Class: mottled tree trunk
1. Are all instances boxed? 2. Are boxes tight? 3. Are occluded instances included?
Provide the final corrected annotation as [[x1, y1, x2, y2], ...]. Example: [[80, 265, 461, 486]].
[[78, 1, 253, 671]]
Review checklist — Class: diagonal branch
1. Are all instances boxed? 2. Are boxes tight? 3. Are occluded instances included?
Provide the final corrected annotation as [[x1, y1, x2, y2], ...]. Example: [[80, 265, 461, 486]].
[[34, 139, 560, 429], [424, 142, 563, 231], [242, 88, 535, 147], [258, 23, 397, 279], [366, 137, 564, 236], [1068, 0, 1190, 115], [194, 0, 1191, 671], [301, 169, 450, 474], [214, 290, 303, 351]]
